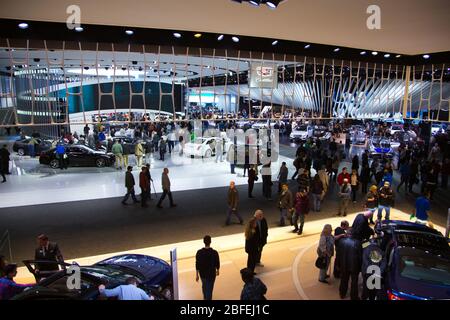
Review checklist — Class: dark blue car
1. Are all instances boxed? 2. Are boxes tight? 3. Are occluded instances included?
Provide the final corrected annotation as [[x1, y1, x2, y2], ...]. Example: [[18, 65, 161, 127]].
[[379, 221, 450, 300], [13, 254, 173, 300]]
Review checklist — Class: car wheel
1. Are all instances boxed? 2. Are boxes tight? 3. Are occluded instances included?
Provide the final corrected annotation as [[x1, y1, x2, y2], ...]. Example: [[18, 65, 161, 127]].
[[49, 159, 58, 169], [161, 287, 173, 300], [204, 149, 212, 158], [96, 158, 106, 168], [18, 148, 25, 156]]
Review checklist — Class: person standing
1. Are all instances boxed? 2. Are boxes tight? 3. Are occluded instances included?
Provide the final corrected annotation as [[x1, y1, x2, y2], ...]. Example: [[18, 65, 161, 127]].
[[339, 230, 362, 300], [215, 137, 223, 163], [317, 165, 329, 194], [254, 210, 268, 267], [378, 181, 394, 221], [139, 166, 149, 208], [413, 192, 431, 224], [261, 162, 272, 200], [227, 144, 236, 174], [122, 166, 139, 205], [168, 130, 177, 154], [56, 142, 67, 170], [0, 145, 10, 175], [240, 268, 267, 300], [350, 169, 359, 203], [195, 235, 220, 300], [277, 162, 288, 193], [310, 174, 324, 212], [293, 188, 310, 235], [351, 211, 375, 242], [333, 220, 349, 278], [34, 234, 64, 280], [0, 264, 32, 300], [247, 165, 257, 198], [359, 163, 371, 194], [365, 185, 378, 225], [317, 224, 334, 284], [98, 277, 150, 300], [277, 184, 293, 226], [225, 181, 243, 225], [134, 141, 144, 168], [159, 138, 167, 161], [244, 218, 259, 273], [28, 136, 38, 158], [83, 124, 90, 137], [156, 168, 176, 208], [397, 161, 410, 193], [337, 178, 351, 217], [112, 139, 124, 170], [337, 167, 350, 187]]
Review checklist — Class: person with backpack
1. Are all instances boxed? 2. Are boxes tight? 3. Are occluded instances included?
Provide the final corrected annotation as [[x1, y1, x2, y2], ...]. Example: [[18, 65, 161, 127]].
[[292, 188, 310, 235]]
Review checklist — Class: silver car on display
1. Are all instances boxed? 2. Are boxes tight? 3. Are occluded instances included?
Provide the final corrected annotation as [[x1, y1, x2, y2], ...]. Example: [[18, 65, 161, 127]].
[[350, 125, 367, 145], [369, 136, 394, 158]]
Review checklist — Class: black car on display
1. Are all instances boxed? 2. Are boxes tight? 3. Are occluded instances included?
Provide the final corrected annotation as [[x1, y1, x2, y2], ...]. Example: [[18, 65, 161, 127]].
[[13, 254, 173, 300], [13, 137, 53, 156], [377, 221, 450, 300], [39, 144, 115, 168]]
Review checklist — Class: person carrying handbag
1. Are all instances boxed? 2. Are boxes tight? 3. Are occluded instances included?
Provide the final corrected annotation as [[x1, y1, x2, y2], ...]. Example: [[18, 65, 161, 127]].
[[316, 224, 334, 284]]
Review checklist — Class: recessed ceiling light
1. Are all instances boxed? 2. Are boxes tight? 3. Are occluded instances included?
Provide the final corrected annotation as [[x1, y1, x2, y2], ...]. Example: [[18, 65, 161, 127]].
[[266, 1, 280, 9], [423, 54, 430, 59], [384, 54, 391, 58], [333, 48, 340, 52], [372, 51, 378, 56], [249, 0, 260, 6], [217, 34, 224, 41], [232, 36, 239, 43], [18, 22, 29, 29], [173, 33, 182, 38], [395, 55, 402, 58], [360, 51, 367, 55], [304, 44, 310, 49], [75, 26, 84, 32], [272, 40, 278, 46], [125, 30, 134, 35], [194, 33, 202, 38]]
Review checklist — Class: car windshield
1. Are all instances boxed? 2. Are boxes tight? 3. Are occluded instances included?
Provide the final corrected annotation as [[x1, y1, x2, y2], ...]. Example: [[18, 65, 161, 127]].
[[398, 248, 450, 286], [81, 266, 144, 283]]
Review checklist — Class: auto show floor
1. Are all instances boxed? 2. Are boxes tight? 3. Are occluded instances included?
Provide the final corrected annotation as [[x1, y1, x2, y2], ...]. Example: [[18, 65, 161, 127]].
[[13, 208, 448, 300]]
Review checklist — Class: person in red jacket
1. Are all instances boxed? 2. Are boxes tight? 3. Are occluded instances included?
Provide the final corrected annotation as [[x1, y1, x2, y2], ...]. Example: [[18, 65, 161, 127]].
[[139, 166, 149, 208], [292, 188, 310, 235], [337, 167, 350, 186]]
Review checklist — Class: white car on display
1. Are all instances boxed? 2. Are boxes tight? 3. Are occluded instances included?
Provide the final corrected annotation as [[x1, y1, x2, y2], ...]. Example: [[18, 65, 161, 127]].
[[388, 124, 404, 135], [251, 120, 276, 130], [312, 125, 332, 141], [183, 137, 230, 158], [289, 124, 313, 142]]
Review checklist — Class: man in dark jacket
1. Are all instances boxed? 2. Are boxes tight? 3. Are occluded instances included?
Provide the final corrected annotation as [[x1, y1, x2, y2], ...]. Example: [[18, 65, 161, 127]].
[[338, 230, 362, 300], [122, 166, 139, 204], [195, 235, 220, 300], [248, 165, 257, 198], [254, 210, 268, 267], [278, 184, 293, 226], [0, 145, 10, 176], [225, 181, 243, 225], [34, 234, 64, 280], [378, 181, 394, 221], [145, 163, 153, 200], [333, 220, 349, 278], [139, 166, 149, 208], [351, 211, 375, 242], [361, 239, 386, 300]]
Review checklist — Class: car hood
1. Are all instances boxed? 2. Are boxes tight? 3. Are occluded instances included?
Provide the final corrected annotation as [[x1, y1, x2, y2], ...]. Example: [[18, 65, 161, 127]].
[[95, 254, 171, 286], [391, 275, 450, 300]]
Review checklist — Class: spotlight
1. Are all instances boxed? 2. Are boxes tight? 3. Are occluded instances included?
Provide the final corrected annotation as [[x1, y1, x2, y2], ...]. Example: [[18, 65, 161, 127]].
[[249, 0, 261, 6], [360, 51, 367, 55], [75, 26, 84, 32], [384, 54, 391, 58], [333, 48, 340, 52], [173, 33, 182, 38], [232, 36, 240, 43], [371, 51, 378, 56], [395, 55, 402, 58], [423, 54, 430, 59], [125, 30, 134, 35], [272, 40, 278, 46], [217, 34, 224, 41], [194, 33, 202, 38], [266, 1, 281, 8], [304, 44, 310, 49], [18, 22, 29, 29]]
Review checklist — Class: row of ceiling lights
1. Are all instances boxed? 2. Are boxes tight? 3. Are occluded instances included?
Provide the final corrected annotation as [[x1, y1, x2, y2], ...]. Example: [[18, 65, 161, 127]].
[[17, 21, 432, 60]]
